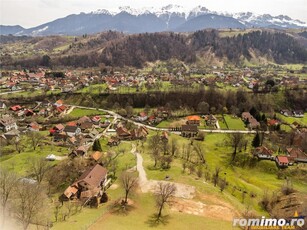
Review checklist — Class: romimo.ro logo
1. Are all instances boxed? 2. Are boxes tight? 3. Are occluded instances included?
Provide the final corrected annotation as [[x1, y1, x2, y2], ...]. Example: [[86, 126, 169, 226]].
[[233, 216, 305, 228]]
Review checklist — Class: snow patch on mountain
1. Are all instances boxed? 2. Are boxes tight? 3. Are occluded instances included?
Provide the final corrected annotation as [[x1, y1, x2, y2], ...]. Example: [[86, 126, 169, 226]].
[[91, 9, 114, 15], [31, 26, 48, 35]]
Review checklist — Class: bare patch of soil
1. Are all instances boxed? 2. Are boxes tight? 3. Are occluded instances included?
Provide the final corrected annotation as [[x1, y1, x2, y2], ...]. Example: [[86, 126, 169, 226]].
[[170, 197, 237, 221]]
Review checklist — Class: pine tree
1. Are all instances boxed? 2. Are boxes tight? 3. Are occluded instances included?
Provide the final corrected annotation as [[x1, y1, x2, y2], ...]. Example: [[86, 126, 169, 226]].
[[252, 132, 261, 148], [92, 139, 102, 151]]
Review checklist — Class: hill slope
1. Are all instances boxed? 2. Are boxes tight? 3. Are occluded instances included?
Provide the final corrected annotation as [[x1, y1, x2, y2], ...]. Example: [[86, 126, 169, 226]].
[[2, 30, 307, 68]]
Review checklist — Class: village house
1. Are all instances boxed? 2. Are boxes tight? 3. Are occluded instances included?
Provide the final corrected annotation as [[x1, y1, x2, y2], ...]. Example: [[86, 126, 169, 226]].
[[50, 124, 65, 135], [53, 131, 67, 142], [0, 115, 18, 132], [241, 112, 260, 129], [91, 116, 101, 125], [131, 126, 149, 140], [91, 151, 103, 162], [0, 101, 7, 110], [27, 122, 40, 132], [134, 112, 148, 122], [77, 116, 94, 132], [155, 107, 171, 119], [63, 125, 81, 137], [107, 136, 121, 147], [293, 110, 304, 118], [69, 145, 89, 158], [83, 129, 99, 143], [62, 164, 108, 202], [204, 114, 218, 127], [280, 109, 293, 117], [186, 115, 201, 126], [10, 105, 22, 112], [286, 148, 307, 164], [116, 127, 132, 140], [253, 146, 274, 160], [275, 156, 289, 168], [181, 125, 198, 138], [2, 129, 20, 141]]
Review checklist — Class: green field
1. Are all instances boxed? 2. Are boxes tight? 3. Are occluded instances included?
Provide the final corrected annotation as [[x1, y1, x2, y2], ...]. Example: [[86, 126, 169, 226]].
[[140, 132, 307, 215], [0, 89, 61, 99], [77, 84, 107, 94], [223, 115, 246, 130], [69, 108, 106, 118], [1, 133, 66, 175], [276, 113, 307, 126]]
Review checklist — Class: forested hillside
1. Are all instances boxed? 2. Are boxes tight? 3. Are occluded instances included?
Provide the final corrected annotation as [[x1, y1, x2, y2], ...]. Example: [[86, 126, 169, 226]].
[[2, 29, 307, 68]]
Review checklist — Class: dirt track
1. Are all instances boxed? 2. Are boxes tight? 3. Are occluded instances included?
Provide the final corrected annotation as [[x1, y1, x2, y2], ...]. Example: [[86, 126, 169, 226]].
[[131, 144, 196, 199]]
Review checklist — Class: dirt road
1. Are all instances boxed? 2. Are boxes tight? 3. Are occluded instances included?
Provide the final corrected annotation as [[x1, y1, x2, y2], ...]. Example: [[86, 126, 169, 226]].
[[130, 144, 196, 199]]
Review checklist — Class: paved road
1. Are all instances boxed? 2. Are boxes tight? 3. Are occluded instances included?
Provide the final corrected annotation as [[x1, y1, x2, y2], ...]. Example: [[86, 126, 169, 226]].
[[0, 90, 24, 95], [66, 104, 268, 134]]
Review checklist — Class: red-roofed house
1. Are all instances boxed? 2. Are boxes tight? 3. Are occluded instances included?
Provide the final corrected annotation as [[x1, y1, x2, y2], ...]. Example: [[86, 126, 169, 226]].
[[186, 115, 201, 125], [275, 156, 289, 168], [253, 146, 274, 160], [10, 105, 22, 112]]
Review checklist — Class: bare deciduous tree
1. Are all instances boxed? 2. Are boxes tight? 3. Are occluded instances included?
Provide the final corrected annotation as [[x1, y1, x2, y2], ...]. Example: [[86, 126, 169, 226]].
[[12, 137, 25, 153], [212, 166, 221, 187], [12, 181, 50, 230], [155, 182, 176, 219], [148, 133, 163, 167], [26, 131, 45, 151], [120, 172, 138, 205], [225, 133, 246, 162], [0, 168, 18, 227], [170, 138, 177, 157], [29, 158, 51, 184]]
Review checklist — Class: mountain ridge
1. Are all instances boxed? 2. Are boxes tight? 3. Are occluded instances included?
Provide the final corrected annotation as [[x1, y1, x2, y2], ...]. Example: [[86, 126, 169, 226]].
[[0, 5, 306, 36]]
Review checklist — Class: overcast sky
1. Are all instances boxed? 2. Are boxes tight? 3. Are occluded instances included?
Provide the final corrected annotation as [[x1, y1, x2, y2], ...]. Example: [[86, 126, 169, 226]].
[[1, 0, 306, 28]]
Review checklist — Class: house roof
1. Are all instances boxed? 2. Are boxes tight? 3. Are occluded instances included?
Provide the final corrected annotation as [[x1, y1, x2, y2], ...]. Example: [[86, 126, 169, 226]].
[[277, 156, 289, 164], [63, 186, 78, 198], [77, 146, 87, 152], [286, 148, 306, 159], [0, 115, 16, 126], [77, 164, 107, 188], [66, 121, 77, 126], [254, 146, 273, 156], [28, 122, 40, 130], [116, 127, 131, 136], [64, 125, 79, 133], [91, 116, 101, 122], [187, 115, 201, 121], [78, 116, 92, 124], [55, 100, 63, 105], [80, 122, 93, 130], [10, 105, 22, 111], [91, 151, 103, 161], [182, 125, 198, 132], [56, 105, 67, 113], [267, 119, 279, 126], [55, 124, 65, 130]]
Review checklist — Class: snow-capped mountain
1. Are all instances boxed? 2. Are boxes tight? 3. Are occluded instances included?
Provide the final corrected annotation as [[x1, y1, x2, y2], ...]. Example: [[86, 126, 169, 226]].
[[230, 12, 307, 29], [1, 5, 306, 36]]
